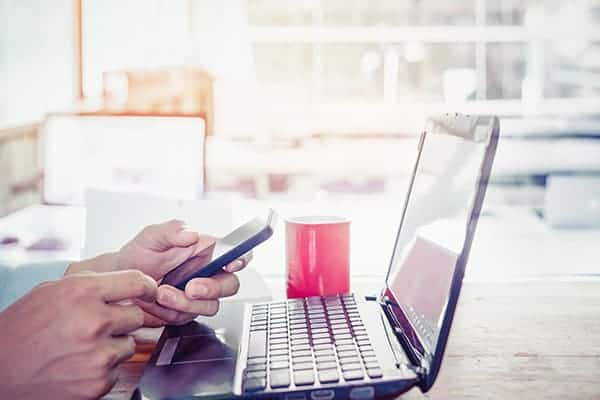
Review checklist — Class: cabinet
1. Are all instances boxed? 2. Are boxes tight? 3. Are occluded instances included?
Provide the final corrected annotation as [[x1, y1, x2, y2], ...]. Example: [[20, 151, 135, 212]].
[[0, 124, 41, 217]]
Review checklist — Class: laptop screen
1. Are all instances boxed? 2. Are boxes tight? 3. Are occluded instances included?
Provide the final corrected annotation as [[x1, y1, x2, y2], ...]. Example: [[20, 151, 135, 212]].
[[383, 115, 497, 367]]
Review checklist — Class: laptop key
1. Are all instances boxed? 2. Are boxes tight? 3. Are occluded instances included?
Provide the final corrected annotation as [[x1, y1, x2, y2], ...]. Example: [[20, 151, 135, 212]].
[[248, 331, 267, 358], [270, 361, 290, 370], [316, 361, 337, 371], [270, 369, 290, 389], [316, 356, 336, 365], [246, 371, 267, 379], [292, 355, 313, 364], [343, 369, 364, 381], [336, 344, 356, 352], [312, 332, 331, 340], [360, 350, 376, 358], [331, 324, 349, 331], [292, 349, 312, 358], [333, 334, 352, 341], [271, 333, 289, 340], [331, 328, 351, 335], [364, 361, 380, 370], [250, 325, 267, 332], [341, 362, 362, 371], [294, 370, 315, 386], [339, 356, 360, 364], [318, 369, 339, 384], [247, 357, 266, 365], [337, 350, 358, 358], [366, 368, 383, 378], [292, 344, 311, 352], [291, 333, 309, 340], [314, 348, 335, 357], [292, 362, 314, 371], [290, 323, 308, 330], [271, 349, 290, 357], [244, 378, 266, 392], [246, 363, 266, 372], [292, 340, 310, 348], [270, 355, 289, 363], [313, 338, 332, 345], [358, 345, 373, 353]]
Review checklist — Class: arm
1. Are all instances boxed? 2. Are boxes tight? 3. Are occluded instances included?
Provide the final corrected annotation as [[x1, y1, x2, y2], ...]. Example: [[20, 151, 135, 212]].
[[0, 270, 157, 400]]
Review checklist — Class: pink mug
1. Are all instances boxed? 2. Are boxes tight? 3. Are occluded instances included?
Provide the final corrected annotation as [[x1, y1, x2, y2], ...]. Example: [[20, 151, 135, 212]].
[[285, 216, 350, 299]]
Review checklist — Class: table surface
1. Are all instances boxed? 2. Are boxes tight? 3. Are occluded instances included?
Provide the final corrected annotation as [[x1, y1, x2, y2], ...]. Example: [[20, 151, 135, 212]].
[[104, 279, 600, 400]]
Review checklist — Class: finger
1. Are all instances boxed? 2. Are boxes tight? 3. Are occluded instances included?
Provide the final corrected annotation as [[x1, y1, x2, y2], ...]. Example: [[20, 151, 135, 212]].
[[142, 311, 167, 328], [185, 273, 240, 300], [97, 270, 157, 303], [108, 335, 137, 367], [224, 251, 253, 273], [157, 284, 220, 316], [140, 220, 201, 251], [135, 299, 197, 325], [107, 303, 145, 336], [189, 234, 217, 257]]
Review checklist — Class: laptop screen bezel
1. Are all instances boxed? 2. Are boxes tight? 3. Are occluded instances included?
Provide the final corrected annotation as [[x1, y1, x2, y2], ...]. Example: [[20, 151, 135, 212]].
[[381, 115, 500, 391]]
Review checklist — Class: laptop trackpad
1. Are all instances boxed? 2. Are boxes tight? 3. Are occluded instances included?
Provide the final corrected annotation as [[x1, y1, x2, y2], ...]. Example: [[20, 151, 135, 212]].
[[145, 333, 237, 398], [139, 302, 246, 399], [172, 334, 233, 364]]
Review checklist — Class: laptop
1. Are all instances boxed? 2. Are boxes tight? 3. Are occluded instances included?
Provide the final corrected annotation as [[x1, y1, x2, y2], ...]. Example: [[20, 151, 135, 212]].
[[136, 114, 500, 400]]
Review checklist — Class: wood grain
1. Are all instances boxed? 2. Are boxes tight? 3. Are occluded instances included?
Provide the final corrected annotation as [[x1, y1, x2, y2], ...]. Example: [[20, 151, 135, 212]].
[[104, 280, 600, 400]]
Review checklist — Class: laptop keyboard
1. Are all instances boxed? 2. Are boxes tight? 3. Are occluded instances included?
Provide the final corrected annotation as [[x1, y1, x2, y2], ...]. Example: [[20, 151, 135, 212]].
[[242, 294, 383, 393]]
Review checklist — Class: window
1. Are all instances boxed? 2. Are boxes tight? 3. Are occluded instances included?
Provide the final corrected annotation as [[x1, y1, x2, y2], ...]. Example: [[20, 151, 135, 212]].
[[244, 0, 600, 120], [80, 1, 600, 135], [0, 0, 74, 126]]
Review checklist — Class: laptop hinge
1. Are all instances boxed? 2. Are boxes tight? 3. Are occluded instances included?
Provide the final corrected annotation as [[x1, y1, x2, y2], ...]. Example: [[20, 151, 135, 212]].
[[368, 294, 429, 381]]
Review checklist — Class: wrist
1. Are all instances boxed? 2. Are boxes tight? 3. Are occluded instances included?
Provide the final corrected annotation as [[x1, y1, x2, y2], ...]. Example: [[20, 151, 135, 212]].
[[64, 252, 120, 276]]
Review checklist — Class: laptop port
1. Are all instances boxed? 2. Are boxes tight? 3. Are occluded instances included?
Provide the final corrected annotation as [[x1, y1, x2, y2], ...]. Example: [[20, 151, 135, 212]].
[[349, 386, 375, 400], [310, 389, 335, 400], [285, 394, 307, 400]]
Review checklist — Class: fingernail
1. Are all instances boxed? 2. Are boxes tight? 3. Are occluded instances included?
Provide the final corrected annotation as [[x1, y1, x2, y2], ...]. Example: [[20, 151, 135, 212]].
[[227, 259, 244, 272], [178, 228, 197, 238], [192, 283, 209, 297]]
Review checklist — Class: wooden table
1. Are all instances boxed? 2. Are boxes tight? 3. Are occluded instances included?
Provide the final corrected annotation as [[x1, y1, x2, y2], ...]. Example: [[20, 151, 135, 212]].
[[104, 279, 600, 400]]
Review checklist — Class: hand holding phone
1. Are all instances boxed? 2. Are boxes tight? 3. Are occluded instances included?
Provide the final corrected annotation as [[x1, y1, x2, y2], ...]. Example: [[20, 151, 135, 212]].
[[161, 209, 276, 290]]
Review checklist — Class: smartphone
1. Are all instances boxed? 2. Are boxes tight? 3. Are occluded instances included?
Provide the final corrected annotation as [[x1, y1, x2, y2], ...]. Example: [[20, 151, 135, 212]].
[[161, 209, 276, 290]]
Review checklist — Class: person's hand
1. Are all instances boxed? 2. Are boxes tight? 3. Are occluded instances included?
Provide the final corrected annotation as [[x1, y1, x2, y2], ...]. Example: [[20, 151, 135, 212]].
[[118, 220, 252, 326], [0, 270, 156, 400], [67, 220, 252, 327]]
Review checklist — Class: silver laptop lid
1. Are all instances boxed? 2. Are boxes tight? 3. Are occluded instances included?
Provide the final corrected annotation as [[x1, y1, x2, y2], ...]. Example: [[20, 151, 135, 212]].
[[381, 114, 499, 391]]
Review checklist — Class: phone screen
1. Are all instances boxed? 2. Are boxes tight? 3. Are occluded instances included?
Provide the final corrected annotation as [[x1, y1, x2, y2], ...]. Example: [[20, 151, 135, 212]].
[[161, 213, 274, 288]]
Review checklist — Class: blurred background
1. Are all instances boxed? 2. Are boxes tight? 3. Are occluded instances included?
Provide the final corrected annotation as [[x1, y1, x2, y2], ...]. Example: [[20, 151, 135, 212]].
[[1, 0, 599, 278]]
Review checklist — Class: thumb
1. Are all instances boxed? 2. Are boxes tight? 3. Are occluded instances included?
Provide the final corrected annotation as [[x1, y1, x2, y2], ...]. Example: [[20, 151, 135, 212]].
[[142, 220, 200, 250]]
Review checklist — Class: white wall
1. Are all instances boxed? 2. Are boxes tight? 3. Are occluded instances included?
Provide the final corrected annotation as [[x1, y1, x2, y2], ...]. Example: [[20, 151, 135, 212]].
[[0, 0, 74, 126]]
